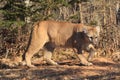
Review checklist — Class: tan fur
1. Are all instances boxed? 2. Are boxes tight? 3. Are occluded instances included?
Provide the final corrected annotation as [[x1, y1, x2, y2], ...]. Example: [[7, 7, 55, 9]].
[[23, 20, 100, 67]]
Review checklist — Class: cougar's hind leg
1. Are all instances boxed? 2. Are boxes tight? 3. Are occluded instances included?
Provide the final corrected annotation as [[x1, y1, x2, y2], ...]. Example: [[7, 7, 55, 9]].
[[25, 39, 47, 67], [43, 51, 58, 65], [43, 42, 58, 65]]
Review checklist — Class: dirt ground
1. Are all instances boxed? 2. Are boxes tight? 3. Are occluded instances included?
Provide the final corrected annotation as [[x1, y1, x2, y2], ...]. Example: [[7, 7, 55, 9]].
[[0, 57, 120, 80]]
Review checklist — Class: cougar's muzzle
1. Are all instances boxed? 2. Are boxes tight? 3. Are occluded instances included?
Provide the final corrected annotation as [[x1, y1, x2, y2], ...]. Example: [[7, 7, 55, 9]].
[[89, 37, 99, 48]]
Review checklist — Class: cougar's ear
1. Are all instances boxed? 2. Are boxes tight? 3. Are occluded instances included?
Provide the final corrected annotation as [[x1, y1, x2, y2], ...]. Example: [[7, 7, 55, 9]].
[[82, 28, 87, 33], [95, 26, 101, 36], [96, 26, 100, 33]]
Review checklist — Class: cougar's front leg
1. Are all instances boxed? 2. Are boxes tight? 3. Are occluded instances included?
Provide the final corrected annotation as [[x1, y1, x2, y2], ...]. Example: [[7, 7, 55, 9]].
[[76, 48, 93, 66], [78, 54, 93, 66], [87, 44, 96, 61]]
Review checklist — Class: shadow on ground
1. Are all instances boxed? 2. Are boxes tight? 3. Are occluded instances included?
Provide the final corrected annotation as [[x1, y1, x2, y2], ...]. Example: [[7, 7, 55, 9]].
[[0, 58, 120, 80]]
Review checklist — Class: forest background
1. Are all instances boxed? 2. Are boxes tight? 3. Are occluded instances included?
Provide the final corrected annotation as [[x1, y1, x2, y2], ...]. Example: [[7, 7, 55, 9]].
[[0, 0, 120, 61]]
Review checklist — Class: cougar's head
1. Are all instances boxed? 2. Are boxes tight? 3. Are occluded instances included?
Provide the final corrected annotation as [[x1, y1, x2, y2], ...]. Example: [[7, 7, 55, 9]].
[[83, 26, 100, 47]]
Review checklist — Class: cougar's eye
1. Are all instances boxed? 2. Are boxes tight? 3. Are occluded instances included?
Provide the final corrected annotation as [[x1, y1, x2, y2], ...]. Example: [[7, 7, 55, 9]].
[[89, 37, 93, 41], [95, 37, 97, 39], [90, 37, 93, 39]]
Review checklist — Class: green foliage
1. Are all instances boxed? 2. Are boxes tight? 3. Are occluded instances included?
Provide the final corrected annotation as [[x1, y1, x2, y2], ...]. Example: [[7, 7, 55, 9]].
[[3, 0, 25, 21], [69, 0, 90, 4], [54, 0, 69, 6], [0, 0, 91, 29], [0, 21, 25, 29], [68, 13, 79, 20], [89, 20, 98, 25], [29, 0, 70, 21]]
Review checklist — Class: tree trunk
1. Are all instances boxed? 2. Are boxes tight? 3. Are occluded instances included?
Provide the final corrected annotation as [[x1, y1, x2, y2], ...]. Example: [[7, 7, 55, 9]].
[[24, 0, 31, 23], [79, 3, 83, 23]]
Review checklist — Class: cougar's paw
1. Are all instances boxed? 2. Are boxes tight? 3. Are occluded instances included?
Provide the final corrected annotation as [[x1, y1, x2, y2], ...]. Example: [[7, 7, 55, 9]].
[[46, 59, 58, 66], [81, 62, 93, 66], [27, 64, 36, 68], [52, 62, 59, 66], [87, 58, 92, 61], [19, 61, 26, 66], [86, 62, 93, 66]]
